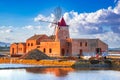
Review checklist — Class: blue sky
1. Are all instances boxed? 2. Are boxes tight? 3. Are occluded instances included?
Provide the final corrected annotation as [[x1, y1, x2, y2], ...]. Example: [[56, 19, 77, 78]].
[[0, 0, 120, 48], [0, 0, 116, 26]]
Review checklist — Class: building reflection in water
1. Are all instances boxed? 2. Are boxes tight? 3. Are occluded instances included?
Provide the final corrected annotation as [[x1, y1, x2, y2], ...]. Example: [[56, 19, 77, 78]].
[[26, 67, 120, 77], [26, 67, 74, 77]]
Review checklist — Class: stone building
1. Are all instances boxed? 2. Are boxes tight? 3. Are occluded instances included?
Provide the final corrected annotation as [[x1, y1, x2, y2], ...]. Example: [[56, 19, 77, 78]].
[[10, 17, 108, 57]]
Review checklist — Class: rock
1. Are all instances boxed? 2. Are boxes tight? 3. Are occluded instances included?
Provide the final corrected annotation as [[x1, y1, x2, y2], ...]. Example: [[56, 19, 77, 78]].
[[90, 60, 100, 64], [21, 49, 50, 60]]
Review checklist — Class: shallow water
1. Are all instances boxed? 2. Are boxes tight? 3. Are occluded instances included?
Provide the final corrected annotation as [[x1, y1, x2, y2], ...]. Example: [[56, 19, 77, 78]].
[[0, 64, 120, 80], [0, 64, 40, 68]]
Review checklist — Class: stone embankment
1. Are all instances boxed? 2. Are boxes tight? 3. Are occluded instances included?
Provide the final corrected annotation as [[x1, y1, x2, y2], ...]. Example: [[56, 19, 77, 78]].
[[0, 58, 75, 67], [111, 59, 120, 67], [0, 58, 120, 68]]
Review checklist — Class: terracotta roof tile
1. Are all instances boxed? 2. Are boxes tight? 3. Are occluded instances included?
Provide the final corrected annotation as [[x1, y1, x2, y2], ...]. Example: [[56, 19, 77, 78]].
[[27, 34, 48, 40], [19, 43, 26, 45]]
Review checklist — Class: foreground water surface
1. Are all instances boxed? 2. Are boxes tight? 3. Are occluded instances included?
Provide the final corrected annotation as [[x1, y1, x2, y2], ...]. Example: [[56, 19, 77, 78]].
[[0, 64, 120, 80]]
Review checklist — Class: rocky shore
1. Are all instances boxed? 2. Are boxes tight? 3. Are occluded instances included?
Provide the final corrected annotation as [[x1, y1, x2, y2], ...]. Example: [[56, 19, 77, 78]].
[[0, 57, 120, 69]]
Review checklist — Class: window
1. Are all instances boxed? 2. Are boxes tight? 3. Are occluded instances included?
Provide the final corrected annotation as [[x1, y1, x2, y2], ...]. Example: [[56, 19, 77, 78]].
[[49, 48, 52, 53], [96, 48, 101, 54], [12, 48, 14, 54], [67, 42, 70, 47], [79, 49, 83, 56], [37, 46, 40, 48], [80, 42, 82, 47], [61, 49, 65, 56], [43, 48, 46, 53], [31, 43, 33, 46], [67, 49, 69, 53], [85, 42, 87, 47], [28, 43, 30, 46]]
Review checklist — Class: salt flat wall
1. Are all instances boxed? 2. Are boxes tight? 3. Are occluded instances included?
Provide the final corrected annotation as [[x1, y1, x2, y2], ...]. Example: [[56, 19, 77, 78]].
[[10, 43, 18, 55], [97, 39, 108, 52], [10, 38, 108, 57], [37, 41, 61, 57], [18, 43, 26, 54], [71, 39, 108, 56], [60, 39, 72, 56], [26, 40, 37, 53], [10, 43, 26, 56]]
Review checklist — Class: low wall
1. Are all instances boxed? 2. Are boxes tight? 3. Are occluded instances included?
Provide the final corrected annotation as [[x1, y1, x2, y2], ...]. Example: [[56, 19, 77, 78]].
[[0, 58, 75, 67], [0, 58, 120, 68]]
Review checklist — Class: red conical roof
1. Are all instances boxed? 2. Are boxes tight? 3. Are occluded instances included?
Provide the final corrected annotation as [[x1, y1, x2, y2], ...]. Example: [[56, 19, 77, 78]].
[[58, 17, 67, 26]]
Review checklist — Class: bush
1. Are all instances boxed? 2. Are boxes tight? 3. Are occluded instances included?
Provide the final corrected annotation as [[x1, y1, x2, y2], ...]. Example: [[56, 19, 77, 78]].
[[90, 60, 99, 64]]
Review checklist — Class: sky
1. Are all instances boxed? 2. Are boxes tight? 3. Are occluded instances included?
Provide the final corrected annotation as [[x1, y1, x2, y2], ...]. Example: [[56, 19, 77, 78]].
[[0, 0, 120, 48]]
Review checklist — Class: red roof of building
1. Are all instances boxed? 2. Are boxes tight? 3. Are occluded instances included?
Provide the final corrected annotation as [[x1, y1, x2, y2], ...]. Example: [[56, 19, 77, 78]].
[[58, 17, 67, 26], [27, 34, 48, 40]]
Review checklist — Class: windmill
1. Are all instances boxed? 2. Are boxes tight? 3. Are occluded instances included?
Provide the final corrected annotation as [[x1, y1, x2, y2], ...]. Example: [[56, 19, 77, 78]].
[[38, 7, 62, 37], [51, 7, 62, 36]]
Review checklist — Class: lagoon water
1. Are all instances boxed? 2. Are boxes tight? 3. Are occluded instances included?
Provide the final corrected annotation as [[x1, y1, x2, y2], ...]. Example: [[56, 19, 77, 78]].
[[0, 64, 120, 80]]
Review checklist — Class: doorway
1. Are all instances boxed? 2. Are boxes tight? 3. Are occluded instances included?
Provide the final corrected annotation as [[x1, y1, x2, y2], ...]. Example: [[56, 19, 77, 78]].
[[96, 48, 101, 54], [61, 49, 65, 56], [12, 48, 14, 54], [79, 49, 83, 56]]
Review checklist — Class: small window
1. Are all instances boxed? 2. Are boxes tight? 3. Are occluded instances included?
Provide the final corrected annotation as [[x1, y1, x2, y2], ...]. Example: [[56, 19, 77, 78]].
[[67, 42, 70, 47], [67, 49, 69, 53], [28, 43, 30, 46], [80, 42, 82, 47], [31, 43, 33, 46], [49, 48, 52, 53], [43, 48, 46, 53], [37, 46, 40, 48], [85, 42, 87, 47]]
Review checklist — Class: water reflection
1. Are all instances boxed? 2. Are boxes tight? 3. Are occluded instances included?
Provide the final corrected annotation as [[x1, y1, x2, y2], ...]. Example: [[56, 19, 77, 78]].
[[0, 67, 120, 80], [26, 67, 120, 78], [26, 67, 74, 77]]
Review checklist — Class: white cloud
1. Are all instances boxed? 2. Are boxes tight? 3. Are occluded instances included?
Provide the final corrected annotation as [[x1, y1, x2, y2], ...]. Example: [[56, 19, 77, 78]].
[[114, 0, 120, 14], [0, 26, 13, 33], [34, 13, 55, 22], [94, 32, 120, 48], [6, 29, 13, 33], [23, 25, 34, 30], [63, 0, 120, 48], [22, 25, 42, 30], [62, 1, 120, 35]]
